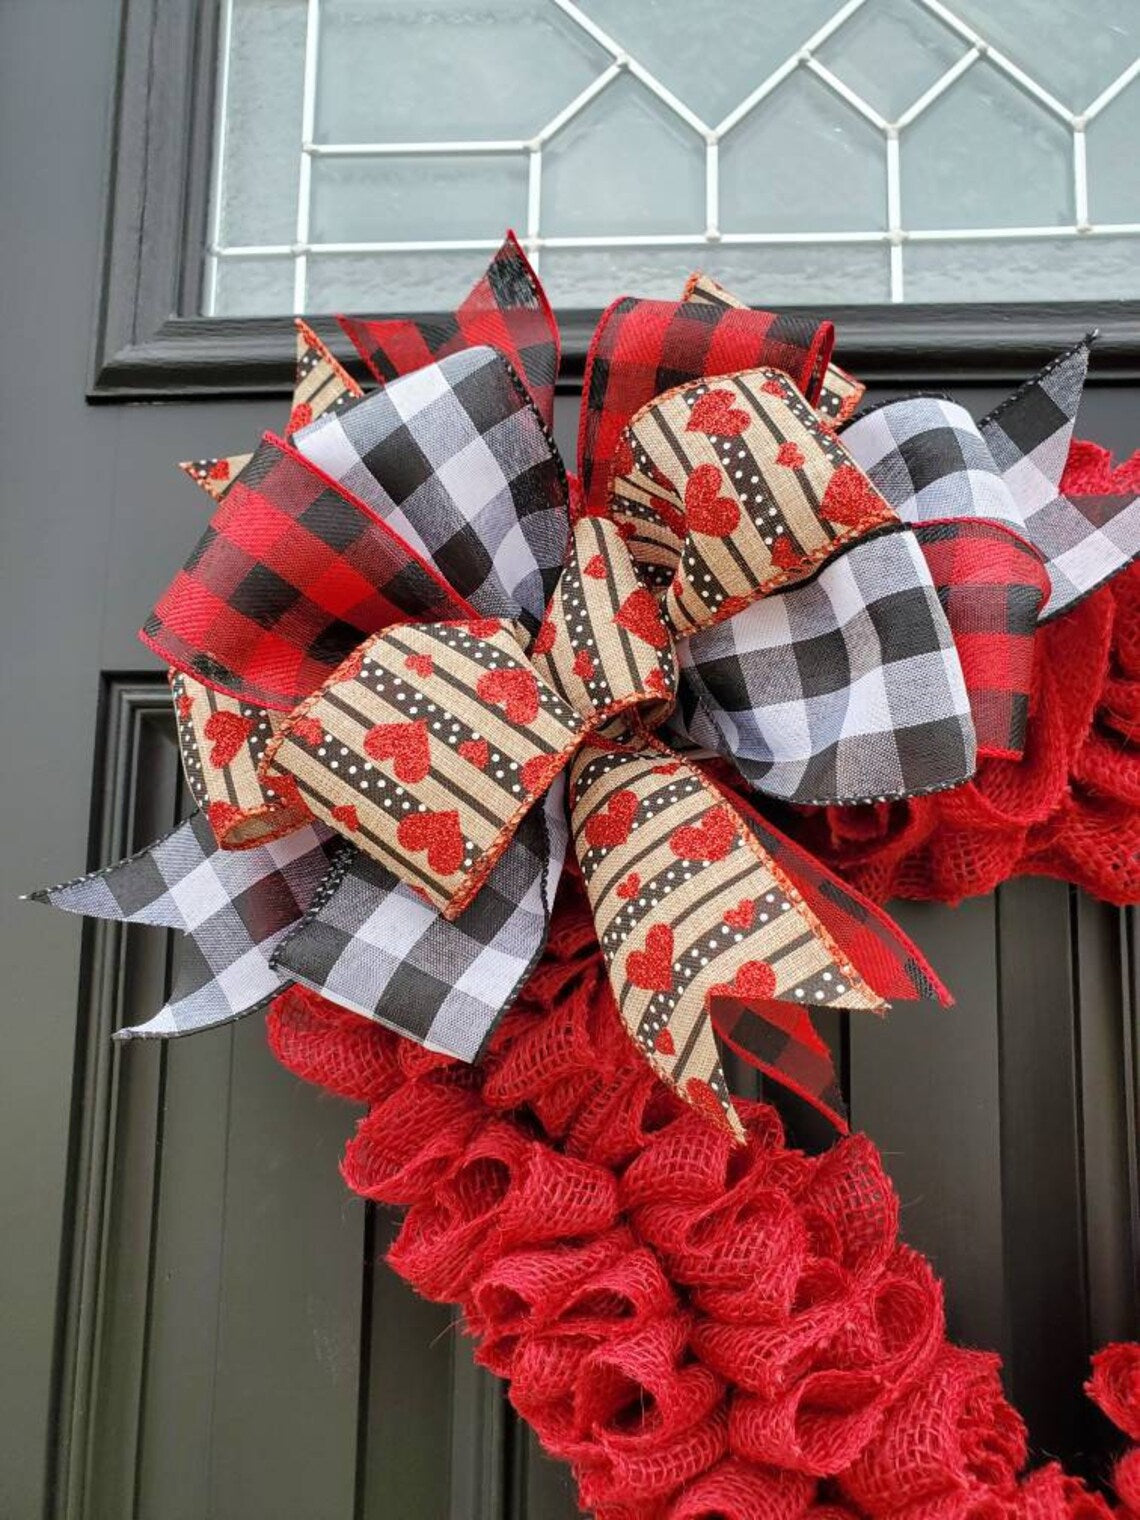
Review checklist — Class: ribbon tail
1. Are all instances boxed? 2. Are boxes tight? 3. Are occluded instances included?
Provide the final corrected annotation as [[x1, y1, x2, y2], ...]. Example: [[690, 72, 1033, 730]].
[[711, 1003, 849, 1134], [727, 787, 952, 1009], [27, 814, 341, 1037], [571, 741, 905, 1140], [271, 780, 568, 1062], [337, 231, 560, 426]]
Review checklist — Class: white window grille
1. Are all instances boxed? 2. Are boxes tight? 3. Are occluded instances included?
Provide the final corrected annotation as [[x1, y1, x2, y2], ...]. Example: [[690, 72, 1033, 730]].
[[203, 0, 1140, 316]]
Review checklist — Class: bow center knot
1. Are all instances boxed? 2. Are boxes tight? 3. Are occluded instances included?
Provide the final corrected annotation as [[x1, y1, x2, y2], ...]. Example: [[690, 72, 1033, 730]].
[[532, 513, 679, 740], [257, 515, 678, 923]]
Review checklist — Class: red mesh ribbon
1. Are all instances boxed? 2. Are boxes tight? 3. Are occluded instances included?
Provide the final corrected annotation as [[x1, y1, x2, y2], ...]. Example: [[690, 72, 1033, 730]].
[[266, 872, 1138, 1519]]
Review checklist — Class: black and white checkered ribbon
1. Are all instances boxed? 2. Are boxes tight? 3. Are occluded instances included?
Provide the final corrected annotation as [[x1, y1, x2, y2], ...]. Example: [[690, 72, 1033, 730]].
[[841, 340, 1140, 620], [293, 345, 569, 635], [29, 814, 341, 1036]]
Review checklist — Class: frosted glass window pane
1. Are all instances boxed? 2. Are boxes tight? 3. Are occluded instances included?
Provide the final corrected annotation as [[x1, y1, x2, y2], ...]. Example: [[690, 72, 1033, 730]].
[[316, 0, 604, 141], [216, 0, 308, 246], [211, 256, 296, 316], [905, 237, 1140, 303], [204, 0, 1140, 315], [1087, 84, 1140, 226], [903, 63, 1073, 230], [311, 157, 528, 243], [540, 244, 891, 307], [574, 0, 842, 127], [947, 0, 1140, 111], [720, 72, 887, 234], [542, 75, 704, 237], [305, 252, 492, 313], [815, 0, 964, 124]]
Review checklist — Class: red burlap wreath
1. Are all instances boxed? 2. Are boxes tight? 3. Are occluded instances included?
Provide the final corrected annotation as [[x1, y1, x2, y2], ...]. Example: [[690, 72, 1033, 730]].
[[266, 861, 1140, 1519], [794, 444, 1140, 907]]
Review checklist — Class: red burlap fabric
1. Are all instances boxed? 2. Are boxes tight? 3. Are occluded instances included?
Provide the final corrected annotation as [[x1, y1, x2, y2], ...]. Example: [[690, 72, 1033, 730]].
[[267, 868, 1139, 1518], [794, 443, 1140, 907]]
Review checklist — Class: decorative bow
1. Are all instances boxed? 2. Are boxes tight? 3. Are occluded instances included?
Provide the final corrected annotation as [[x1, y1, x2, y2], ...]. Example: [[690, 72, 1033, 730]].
[[32, 234, 1139, 1137]]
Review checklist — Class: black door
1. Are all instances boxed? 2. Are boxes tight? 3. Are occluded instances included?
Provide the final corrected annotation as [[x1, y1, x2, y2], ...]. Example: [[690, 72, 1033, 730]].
[[2, 1, 1138, 1516]]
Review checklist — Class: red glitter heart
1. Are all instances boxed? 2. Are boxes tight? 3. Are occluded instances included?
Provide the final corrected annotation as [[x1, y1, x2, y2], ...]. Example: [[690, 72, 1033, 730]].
[[477, 666, 540, 724], [584, 789, 639, 850], [669, 806, 737, 863], [684, 464, 740, 537], [626, 924, 675, 994], [723, 899, 756, 931], [686, 388, 750, 437], [458, 739, 489, 770], [397, 809, 465, 876], [363, 720, 431, 784], [203, 709, 254, 769], [821, 462, 883, 527], [614, 588, 670, 650]]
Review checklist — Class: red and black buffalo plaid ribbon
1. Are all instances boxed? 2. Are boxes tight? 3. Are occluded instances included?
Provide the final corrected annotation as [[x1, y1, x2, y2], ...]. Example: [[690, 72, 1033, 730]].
[[339, 231, 560, 428], [578, 295, 835, 510], [914, 520, 1051, 758], [141, 433, 474, 711]]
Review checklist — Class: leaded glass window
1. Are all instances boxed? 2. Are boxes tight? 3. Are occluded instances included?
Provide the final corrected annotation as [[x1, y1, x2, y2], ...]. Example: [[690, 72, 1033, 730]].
[[204, 0, 1140, 315]]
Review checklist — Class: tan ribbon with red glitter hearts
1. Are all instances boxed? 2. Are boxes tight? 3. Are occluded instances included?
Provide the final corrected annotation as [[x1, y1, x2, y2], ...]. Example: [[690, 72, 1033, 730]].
[[244, 368, 899, 1133]]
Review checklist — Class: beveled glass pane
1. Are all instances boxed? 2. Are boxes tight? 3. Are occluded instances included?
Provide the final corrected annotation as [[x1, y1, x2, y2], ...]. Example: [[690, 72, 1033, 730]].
[[949, 0, 1140, 111], [1087, 83, 1140, 226], [217, 0, 308, 246], [212, 256, 296, 316], [310, 156, 528, 243], [538, 242, 890, 308], [903, 235, 1139, 301], [903, 62, 1073, 229], [316, 0, 605, 142], [575, 0, 842, 127], [721, 71, 887, 233], [542, 74, 703, 236], [815, 0, 966, 123]]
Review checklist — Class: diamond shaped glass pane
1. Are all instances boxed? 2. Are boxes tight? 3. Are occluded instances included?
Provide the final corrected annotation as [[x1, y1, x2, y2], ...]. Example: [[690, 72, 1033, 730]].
[[720, 71, 887, 234], [948, 0, 1140, 111], [815, 0, 966, 123], [575, 0, 843, 126]]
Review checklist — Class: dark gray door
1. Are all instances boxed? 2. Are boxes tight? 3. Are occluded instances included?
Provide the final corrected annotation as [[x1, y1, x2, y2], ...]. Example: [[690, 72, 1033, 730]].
[[2, 1, 1138, 1517]]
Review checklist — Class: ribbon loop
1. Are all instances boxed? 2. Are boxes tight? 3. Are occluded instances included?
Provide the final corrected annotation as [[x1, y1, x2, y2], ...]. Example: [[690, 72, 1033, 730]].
[[531, 514, 677, 732], [612, 368, 898, 640], [263, 618, 582, 919]]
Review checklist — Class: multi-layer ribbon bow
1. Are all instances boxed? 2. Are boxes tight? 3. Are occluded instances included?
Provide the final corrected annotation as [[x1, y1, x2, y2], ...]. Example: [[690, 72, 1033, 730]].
[[35, 234, 1137, 1134]]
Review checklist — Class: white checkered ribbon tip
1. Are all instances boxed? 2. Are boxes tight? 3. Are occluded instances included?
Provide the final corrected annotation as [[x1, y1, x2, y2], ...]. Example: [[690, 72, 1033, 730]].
[[842, 338, 1140, 623], [28, 813, 343, 1037]]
